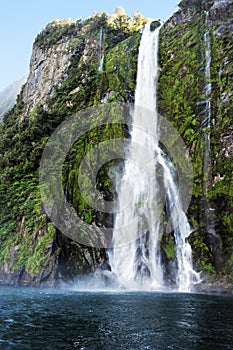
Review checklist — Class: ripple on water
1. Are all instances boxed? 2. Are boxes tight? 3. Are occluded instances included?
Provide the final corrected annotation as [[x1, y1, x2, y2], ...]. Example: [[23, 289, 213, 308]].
[[0, 287, 233, 349]]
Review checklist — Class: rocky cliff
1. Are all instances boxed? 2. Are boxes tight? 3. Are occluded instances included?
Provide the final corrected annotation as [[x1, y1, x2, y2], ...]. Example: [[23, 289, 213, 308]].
[[0, 2, 232, 289], [0, 10, 145, 286], [158, 0, 233, 289]]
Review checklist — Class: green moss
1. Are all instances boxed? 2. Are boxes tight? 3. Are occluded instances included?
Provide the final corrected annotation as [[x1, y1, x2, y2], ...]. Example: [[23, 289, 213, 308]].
[[0, 8, 232, 283], [105, 33, 140, 101], [163, 238, 175, 259], [0, 13, 141, 281], [158, 11, 233, 278], [189, 230, 215, 274], [26, 223, 56, 275], [63, 123, 125, 226]]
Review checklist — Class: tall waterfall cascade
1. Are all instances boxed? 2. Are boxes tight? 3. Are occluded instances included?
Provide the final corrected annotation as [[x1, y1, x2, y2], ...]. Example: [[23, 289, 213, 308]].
[[108, 23, 200, 292]]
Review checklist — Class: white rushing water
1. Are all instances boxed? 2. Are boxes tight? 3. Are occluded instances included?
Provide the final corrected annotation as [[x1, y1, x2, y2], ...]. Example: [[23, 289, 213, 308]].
[[202, 13, 218, 238], [98, 55, 104, 72], [109, 23, 200, 292], [98, 27, 104, 72]]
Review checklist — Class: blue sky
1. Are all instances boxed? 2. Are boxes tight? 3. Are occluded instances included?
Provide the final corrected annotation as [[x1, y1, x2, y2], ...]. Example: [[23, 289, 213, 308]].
[[0, 0, 179, 91]]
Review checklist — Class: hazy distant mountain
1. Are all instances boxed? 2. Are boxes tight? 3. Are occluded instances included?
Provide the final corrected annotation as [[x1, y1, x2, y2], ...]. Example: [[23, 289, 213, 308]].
[[0, 77, 26, 121]]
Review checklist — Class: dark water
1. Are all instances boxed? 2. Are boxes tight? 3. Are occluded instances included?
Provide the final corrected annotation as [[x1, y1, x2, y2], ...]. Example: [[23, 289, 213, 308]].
[[0, 287, 233, 349]]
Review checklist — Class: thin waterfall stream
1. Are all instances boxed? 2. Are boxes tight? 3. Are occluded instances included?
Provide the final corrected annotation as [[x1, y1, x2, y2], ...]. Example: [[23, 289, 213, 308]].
[[108, 23, 200, 292], [98, 27, 104, 72], [200, 12, 218, 239]]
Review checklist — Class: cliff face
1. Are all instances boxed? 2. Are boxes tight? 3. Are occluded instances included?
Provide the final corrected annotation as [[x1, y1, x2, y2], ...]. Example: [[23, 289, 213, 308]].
[[158, 0, 233, 284], [0, 12, 144, 286], [0, 2, 232, 287], [21, 13, 146, 117], [23, 40, 73, 115]]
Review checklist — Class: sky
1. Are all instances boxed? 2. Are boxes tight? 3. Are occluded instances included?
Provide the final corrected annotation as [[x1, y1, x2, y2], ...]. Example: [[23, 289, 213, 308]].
[[0, 0, 179, 92]]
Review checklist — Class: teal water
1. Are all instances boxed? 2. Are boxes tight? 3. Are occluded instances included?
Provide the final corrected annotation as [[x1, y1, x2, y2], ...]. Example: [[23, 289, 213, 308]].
[[0, 287, 233, 349]]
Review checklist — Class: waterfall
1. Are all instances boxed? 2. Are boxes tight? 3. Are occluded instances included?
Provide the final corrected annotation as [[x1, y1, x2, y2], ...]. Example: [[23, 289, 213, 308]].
[[201, 12, 218, 238], [108, 23, 200, 292], [98, 55, 104, 72], [98, 27, 104, 72]]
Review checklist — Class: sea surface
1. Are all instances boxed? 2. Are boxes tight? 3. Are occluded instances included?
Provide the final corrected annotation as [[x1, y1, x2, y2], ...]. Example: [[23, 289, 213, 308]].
[[0, 286, 233, 349]]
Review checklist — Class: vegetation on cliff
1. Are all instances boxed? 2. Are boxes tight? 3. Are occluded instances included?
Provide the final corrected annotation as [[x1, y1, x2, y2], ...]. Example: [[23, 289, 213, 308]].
[[158, 0, 233, 281], [0, 9, 146, 285], [0, 1, 232, 286]]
